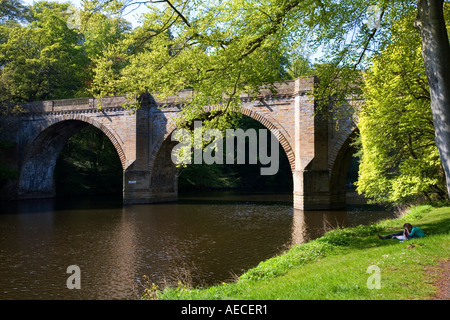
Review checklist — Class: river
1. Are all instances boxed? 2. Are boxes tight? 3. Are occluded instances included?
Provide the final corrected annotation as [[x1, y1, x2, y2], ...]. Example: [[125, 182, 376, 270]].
[[0, 191, 395, 300]]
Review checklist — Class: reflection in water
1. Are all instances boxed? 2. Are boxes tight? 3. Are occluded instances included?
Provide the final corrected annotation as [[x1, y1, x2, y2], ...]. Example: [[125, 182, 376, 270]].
[[291, 210, 348, 245], [0, 191, 393, 299]]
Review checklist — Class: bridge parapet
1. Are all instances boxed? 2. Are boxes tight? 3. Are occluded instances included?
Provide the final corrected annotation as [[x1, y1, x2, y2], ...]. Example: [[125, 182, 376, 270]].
[[12, 78, 301, 116], [16, 96, 132, 114]]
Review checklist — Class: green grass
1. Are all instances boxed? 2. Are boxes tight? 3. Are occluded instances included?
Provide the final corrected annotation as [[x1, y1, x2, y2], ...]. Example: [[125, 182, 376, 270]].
[[152, 203, 450, 300]]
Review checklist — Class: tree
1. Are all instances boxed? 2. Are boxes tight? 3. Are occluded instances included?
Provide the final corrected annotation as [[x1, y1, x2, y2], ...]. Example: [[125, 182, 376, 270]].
[[78, 6, 133, 90], [0, 1, 136, 196], [89, 0, 296, 129], [84, 1, 411, 118], [0, 0, 29, 25], [0, 1, 89, 102], [357, 13, 447, 204], [55, 126, 123, 196], [415, 0, 450, 199], [85, 0, 450, 200], [285, 55, 315, 79]]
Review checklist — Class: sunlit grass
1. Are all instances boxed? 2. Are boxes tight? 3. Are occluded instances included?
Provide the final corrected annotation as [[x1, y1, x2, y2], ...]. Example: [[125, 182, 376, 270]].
[[153, 203, 450, 300]]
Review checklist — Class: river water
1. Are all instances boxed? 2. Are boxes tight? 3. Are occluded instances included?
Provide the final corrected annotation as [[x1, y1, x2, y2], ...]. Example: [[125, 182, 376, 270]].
[[0, 191, 394, 300]]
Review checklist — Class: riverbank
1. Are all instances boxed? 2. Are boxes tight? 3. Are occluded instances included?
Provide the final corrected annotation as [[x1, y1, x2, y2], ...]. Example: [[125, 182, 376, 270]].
[[151, 203, 450, 300]]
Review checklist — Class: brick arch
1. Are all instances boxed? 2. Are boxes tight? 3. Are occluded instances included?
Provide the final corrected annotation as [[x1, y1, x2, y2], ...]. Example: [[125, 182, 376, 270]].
[[329, 124, 359, 205], [18, 117, 126, 199], [240, 106, 295, 172], [44, 114, 126, 169], [149, 107, 295, 176], [328, 120, 358, 173]]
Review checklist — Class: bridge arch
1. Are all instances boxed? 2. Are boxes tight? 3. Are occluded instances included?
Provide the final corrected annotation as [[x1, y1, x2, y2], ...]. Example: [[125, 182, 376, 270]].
[[147, 107, 295, 199], [18, 115, 126, 199], [329, 122, 359, 207]]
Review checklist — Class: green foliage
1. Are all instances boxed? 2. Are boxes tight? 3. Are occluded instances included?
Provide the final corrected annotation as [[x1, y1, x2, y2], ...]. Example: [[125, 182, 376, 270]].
[[239, 241, 333, 281], [178, 163, 240, 190], [0, 163, 17, 182], [0, 0, 133, 103], [177, 116, 293, 191], [83, 0, 434, 132], [356, 12, 448, 204], [79, 5, 133, 89], [54, 126, 123, 196], [1, 0, 448, 204], [0, 0, 29, 24], [238, 222, 384, 282], [285, 55, 314, 79], [0, 104, 21, 185], [0, 1, 89, 102], [0, 138, 18, 183], [88, 0, 295, 127], [140, 275, 161, 300]]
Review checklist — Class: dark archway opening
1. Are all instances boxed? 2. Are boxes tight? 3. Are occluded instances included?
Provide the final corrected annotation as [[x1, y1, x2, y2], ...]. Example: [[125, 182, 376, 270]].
[[329, 129, 361, 208], [346, 155, 359, 189], [54, 125, 123, 198], [177, 116, 293, 195]]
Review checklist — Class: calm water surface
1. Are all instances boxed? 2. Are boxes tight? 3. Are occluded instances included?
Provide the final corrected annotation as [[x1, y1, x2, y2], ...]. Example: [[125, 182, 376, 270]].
[[0, 191, 394, 300]]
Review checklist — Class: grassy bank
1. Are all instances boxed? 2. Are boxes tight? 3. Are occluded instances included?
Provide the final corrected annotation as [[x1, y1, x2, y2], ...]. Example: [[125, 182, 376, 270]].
[[152, 203, 450, 300]]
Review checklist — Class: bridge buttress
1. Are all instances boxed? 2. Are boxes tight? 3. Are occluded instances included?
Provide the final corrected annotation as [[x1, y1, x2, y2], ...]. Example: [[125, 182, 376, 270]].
[[292, 77, 347, 210]]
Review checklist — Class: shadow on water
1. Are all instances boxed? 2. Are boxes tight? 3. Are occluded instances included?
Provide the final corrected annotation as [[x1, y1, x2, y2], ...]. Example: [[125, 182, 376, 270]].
[[0, 193, 123, 215]]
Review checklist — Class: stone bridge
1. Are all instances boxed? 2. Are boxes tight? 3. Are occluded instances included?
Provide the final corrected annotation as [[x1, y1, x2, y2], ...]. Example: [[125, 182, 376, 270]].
[[1, 76, 358, 210]]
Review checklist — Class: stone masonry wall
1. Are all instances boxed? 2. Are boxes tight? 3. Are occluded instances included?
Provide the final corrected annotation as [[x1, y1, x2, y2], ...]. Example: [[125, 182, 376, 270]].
[[1, 77, 357, 210]]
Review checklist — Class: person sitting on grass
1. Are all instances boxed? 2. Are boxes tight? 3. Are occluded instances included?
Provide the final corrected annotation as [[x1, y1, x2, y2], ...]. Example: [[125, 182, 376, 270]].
[[378, 223, 426, 240], [406, 223, 426, 239]]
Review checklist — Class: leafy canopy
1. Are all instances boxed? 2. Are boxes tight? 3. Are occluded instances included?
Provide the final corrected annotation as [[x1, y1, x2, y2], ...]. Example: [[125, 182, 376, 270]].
[[85, 0, 424, 129], [0, 1, 88, 101], [356, 10, 449, 204], [0, 0, 132, 102]]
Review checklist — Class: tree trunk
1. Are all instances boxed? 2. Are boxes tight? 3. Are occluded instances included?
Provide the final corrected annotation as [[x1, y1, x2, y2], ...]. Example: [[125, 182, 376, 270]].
[[415, 0, 450, 199]]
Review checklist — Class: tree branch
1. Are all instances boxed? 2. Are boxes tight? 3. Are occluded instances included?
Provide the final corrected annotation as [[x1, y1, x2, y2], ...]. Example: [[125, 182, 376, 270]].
[[164, 0, 191, 27], [353, 9, 385, 70]]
